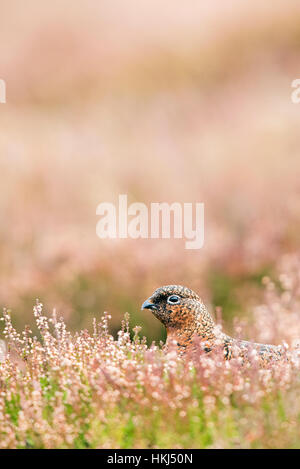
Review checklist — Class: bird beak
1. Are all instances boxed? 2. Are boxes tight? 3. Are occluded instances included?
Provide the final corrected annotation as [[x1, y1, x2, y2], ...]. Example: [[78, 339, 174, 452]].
[[141, 299, 158, 311]]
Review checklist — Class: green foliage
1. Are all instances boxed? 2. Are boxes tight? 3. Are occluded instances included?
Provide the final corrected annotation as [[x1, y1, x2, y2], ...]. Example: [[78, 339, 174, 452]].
[[5, 392, 21, 426]]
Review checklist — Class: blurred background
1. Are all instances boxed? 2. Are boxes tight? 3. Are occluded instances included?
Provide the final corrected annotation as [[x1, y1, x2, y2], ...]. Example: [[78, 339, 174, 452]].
[[0, 0, 300, 344]]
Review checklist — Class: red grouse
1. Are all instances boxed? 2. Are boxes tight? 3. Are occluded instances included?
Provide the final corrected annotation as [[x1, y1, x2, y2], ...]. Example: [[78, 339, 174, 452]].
[[142, 285, 286, 364]]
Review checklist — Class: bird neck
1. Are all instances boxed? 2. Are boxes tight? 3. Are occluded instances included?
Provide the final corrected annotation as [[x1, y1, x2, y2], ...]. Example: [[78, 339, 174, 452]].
[[166, 307, 218, 350]]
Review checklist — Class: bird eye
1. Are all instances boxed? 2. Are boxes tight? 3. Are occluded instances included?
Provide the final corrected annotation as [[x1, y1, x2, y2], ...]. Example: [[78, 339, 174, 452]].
[[167, 295, 180, 305]]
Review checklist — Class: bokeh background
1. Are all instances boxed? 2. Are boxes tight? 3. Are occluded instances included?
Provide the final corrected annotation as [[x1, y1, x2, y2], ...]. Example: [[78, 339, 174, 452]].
[[1, 0, 300, 344]]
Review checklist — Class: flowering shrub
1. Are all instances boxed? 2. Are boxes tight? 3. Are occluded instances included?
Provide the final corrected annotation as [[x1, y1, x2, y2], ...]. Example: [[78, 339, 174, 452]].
[[1, 277, 300, 449]]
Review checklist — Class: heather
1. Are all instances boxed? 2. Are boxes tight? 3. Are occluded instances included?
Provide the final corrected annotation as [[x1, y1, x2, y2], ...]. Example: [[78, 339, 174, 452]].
[[1, 261, 300, 449]]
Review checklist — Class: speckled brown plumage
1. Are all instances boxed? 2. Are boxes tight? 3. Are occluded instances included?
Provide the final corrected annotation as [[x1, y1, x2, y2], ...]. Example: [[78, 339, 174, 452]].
[[141, 285, 286, 365]]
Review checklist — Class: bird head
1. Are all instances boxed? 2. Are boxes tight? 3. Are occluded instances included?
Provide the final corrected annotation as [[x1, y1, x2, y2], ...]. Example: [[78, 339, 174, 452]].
[[141, 285, 213, 334]]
